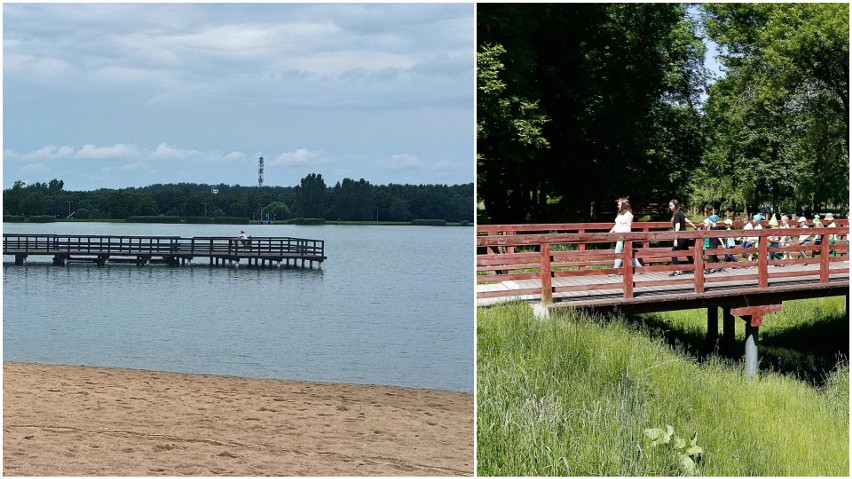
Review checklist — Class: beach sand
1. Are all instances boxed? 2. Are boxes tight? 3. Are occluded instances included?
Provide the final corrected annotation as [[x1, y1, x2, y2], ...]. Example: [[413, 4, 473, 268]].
[[3, 362, 473, 476]]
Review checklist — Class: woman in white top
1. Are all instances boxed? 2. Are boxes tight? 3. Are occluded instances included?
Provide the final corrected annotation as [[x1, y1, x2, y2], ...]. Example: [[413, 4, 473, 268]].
[[609, 198, 642, 269]]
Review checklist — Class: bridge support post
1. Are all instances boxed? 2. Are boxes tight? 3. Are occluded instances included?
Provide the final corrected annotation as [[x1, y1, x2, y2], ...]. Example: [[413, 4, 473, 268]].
[[707, 307, 718, 349], [14, 254, 26, 265], [731, 304, 782, 381], [722, 307, 735, 355], [744, 323, 759, 380]]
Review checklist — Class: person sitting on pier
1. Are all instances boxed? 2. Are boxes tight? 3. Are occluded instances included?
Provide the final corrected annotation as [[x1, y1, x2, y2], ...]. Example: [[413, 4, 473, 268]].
[[238, 231, 251, 248]]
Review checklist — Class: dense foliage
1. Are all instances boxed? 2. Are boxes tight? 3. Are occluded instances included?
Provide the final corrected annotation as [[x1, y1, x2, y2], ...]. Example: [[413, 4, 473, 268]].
[[3, 175, 474, 223], [697, 4, 848, 215], [477, 3, 848, 223]]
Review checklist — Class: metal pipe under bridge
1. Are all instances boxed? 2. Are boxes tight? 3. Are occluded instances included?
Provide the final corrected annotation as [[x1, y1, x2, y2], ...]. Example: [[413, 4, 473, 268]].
[[3, 234, 326, 269]]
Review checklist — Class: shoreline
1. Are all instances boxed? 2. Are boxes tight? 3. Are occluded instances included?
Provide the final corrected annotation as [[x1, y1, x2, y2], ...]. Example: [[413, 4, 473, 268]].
[[3, 362, 474, 476]]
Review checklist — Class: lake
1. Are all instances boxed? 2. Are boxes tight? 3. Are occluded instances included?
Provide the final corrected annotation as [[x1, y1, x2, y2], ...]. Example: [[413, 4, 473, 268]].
[[3, 223, 474, 392]]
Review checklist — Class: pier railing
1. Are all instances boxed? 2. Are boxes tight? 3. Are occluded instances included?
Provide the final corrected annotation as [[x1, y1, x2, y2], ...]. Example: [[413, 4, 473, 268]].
[[3, 234, 326, 267]]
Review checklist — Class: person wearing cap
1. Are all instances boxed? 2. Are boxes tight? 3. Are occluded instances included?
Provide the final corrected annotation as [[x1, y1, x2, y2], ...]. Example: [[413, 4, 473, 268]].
[[668, 199, 697, 276], [779, 214, 793, 260], [796, 216, 811, 258], [811, 214, 826, 252], [722, 218, 738, 265], [823, 213, 838, 255], [702, 215, 724, 273], [767, 214, 783, 262], [608, 197, 642, 275], [741, 214, 762, 263]]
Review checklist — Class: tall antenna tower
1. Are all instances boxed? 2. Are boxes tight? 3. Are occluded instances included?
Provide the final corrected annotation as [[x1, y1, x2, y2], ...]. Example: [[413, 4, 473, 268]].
[[258, 156, 264, 187]]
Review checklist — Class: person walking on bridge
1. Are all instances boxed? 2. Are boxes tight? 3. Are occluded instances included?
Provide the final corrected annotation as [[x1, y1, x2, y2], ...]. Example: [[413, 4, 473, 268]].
[[796, 216, 811, 258], [608, 197, 642, 275], [668, 199, 697, 276]]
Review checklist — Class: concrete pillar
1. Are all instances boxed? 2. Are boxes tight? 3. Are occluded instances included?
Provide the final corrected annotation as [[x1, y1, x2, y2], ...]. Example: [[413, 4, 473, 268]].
[[744, 322, 759, 380]]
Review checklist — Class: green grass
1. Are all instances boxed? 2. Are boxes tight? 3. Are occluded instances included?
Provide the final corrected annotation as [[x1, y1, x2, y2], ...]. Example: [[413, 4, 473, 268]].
[[477, 299, 849, 476]]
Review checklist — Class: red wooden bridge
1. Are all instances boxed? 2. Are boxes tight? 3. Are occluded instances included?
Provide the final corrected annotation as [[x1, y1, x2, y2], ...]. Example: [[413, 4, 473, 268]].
[[477, 219, 849, 378]]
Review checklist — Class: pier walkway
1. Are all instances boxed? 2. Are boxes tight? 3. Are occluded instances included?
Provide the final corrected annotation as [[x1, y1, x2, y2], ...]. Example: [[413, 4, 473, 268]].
[[3, 234, 326, 269]]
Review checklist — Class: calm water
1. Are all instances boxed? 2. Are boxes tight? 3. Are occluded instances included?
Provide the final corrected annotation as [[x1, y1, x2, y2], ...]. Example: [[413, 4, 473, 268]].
[[3, 223, 474, 392]]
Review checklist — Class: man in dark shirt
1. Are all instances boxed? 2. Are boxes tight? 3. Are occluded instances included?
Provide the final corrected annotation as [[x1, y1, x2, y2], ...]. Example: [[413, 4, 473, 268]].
[[669, 199, 697, 276]]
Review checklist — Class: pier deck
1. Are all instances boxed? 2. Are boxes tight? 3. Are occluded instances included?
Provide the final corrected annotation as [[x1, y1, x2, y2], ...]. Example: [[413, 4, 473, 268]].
[[3, 234, 326, 268]]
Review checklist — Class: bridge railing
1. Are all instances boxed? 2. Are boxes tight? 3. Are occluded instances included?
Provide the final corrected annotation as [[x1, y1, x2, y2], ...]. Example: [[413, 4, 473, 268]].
[[477, 224, 849, 304]]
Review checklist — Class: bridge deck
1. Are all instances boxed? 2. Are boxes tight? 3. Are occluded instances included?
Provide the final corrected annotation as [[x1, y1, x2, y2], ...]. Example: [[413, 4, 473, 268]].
[[479, 261, 849, 311]]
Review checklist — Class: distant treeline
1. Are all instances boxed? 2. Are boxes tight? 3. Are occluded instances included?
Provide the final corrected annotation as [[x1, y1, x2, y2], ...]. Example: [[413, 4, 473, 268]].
[[3, 175, 474, 223]]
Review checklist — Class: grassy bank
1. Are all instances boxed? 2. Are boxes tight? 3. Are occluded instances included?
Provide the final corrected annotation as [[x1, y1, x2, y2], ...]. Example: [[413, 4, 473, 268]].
[[477, 300, 849, 476]]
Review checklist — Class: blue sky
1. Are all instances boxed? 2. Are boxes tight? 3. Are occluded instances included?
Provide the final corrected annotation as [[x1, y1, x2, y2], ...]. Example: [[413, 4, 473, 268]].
[[3, 3, 474, 191]]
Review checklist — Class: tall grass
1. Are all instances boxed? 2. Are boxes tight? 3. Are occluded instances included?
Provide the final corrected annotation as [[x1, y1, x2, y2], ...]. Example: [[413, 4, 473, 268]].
[[477, 300, 849, 476]]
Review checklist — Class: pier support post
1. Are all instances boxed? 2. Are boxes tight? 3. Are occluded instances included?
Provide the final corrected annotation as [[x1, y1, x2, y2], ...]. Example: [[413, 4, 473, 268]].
[[14, 254, 26, 265]]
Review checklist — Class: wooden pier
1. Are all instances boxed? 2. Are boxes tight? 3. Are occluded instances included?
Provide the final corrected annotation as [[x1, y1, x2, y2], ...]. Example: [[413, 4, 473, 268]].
[[3, 234, 326, 269]]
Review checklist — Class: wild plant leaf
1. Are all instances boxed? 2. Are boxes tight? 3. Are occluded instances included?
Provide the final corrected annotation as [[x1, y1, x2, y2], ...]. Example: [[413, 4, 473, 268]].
[[673, 436, 686, 450], [686, 445, 704, 457], [643, 427, 672, 447], [678, 453, 697, 475], [690, 431, 698, 447]]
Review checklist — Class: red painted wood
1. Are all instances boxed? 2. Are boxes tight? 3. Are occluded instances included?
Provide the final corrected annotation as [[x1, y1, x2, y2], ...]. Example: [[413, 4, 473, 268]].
[[476, 222, 850, 305], [730, 304, 783, 327], [540, 243, 553, 304]]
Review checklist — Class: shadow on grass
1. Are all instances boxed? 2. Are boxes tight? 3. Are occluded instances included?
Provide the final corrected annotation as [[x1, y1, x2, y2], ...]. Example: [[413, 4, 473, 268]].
[[620, 310, 849, 387]]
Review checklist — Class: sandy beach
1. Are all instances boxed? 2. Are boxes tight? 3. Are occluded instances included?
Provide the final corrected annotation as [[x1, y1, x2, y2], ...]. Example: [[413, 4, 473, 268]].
[[3, 362, 473, 476]]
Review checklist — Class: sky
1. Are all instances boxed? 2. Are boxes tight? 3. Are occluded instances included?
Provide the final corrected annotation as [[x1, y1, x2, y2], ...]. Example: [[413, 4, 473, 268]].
[[3, 3, 475, 191]]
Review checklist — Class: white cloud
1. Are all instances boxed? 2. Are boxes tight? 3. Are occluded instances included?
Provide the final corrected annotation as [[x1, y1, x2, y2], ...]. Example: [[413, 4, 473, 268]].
[[372, 153, 424, 170], [223, 151, 247, 162], [77, 144, 140, 160], [285, 51, 416, 76], [270, 149, 330, 166], [150, 143, 201, 159]]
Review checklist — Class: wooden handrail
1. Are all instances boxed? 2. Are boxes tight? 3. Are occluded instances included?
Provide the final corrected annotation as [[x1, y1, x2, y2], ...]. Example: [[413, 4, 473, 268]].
[[477, 223, 849, 304]]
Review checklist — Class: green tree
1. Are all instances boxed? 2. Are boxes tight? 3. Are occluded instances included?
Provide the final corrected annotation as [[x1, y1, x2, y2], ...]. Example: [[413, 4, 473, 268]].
[[477, 3, 707, 222], [699, 3, 849, 213], [329, 178, 375, 221], [292, 173, 327, 218]]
